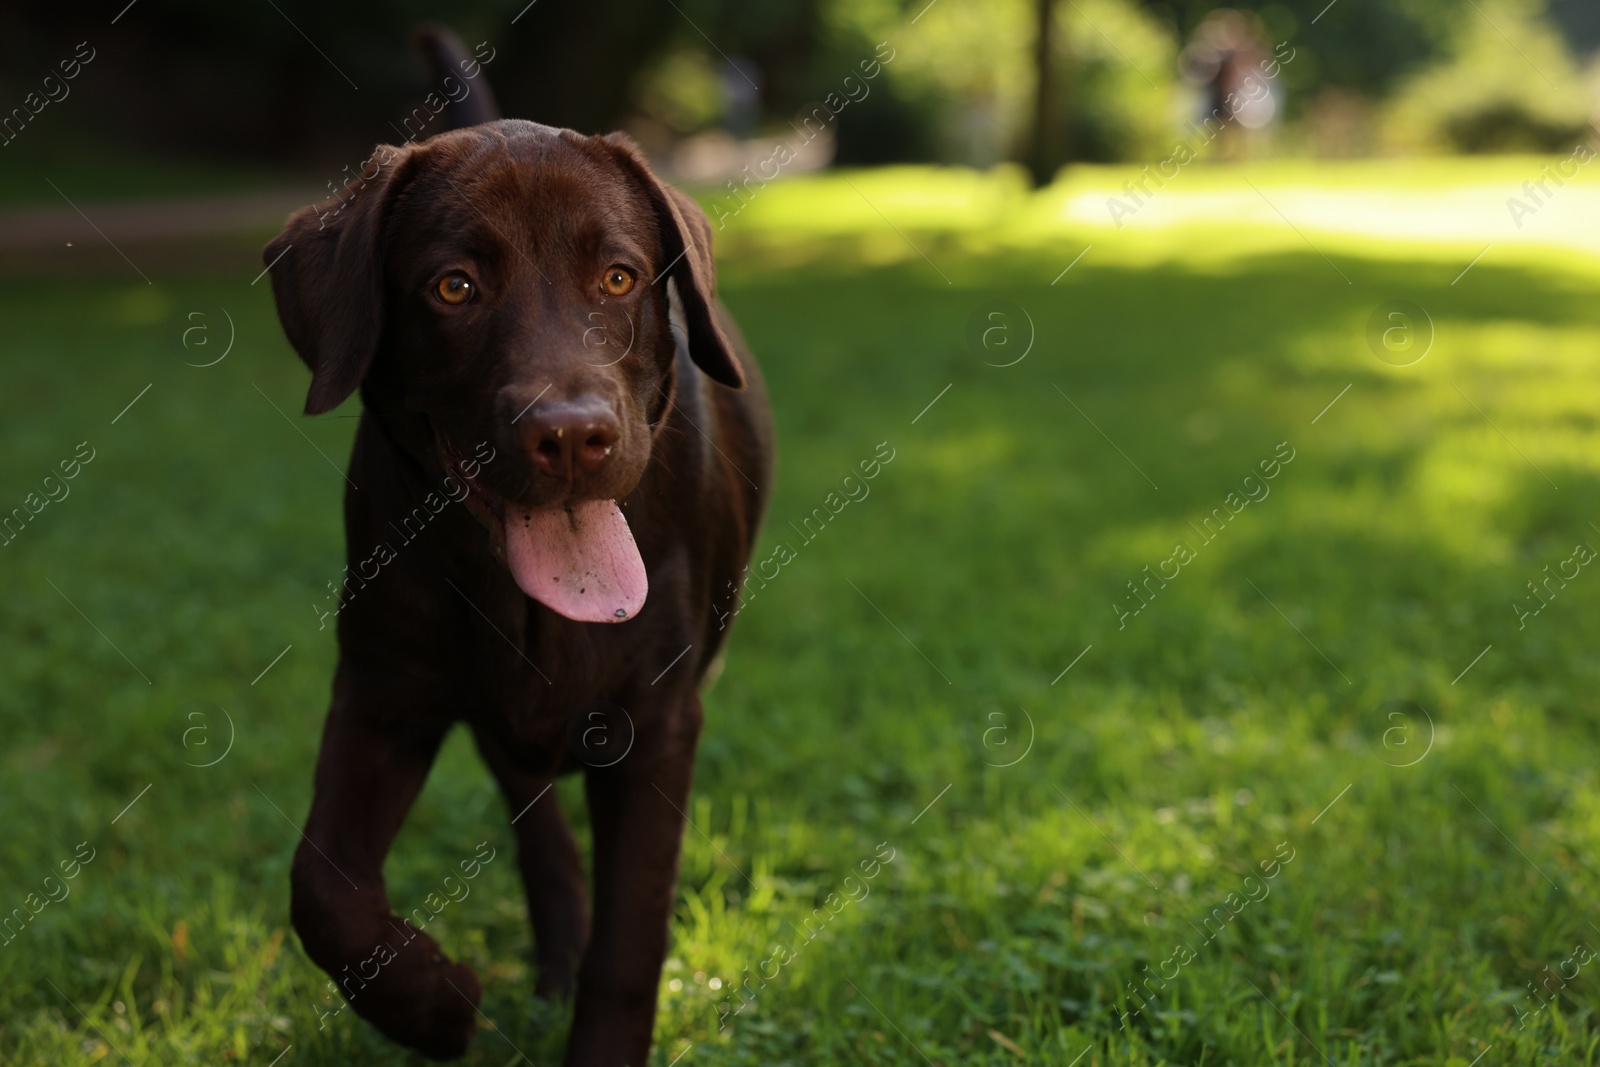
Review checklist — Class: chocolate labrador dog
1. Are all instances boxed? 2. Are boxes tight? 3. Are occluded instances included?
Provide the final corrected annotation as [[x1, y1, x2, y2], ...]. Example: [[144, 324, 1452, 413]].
[[262, 30, 771, 1066]]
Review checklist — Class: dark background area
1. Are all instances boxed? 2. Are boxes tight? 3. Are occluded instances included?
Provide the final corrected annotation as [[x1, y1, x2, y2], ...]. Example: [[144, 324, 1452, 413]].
[[5, 0, 1597, 176]]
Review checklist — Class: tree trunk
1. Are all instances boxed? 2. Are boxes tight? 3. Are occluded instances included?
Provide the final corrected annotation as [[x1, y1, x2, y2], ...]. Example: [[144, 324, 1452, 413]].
[[1023, 0, 1067, 187]]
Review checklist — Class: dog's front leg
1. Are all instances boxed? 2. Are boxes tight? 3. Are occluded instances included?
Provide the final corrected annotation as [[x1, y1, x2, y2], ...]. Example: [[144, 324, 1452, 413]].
[[471, 734, 590, 1001], [565, 694, 704, 1067], [291, 662, 482, 1060]]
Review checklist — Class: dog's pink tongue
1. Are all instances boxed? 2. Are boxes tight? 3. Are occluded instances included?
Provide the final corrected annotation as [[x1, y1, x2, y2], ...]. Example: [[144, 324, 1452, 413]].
[[504, 500, 647, 623]]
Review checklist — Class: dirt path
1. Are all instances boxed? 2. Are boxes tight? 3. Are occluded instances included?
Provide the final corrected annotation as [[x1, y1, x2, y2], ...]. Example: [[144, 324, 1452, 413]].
[[0, 190, 310, 249]]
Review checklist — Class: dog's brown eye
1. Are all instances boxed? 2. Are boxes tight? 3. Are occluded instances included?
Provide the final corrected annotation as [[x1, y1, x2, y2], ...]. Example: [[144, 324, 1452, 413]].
[[436, 274, 474, 306], [602, 267, 635, 297]]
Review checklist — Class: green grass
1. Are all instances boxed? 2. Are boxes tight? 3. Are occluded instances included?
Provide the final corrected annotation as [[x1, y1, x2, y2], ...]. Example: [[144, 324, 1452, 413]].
[[4, 159, 1600, 1065], [0, 137, 292, 209]]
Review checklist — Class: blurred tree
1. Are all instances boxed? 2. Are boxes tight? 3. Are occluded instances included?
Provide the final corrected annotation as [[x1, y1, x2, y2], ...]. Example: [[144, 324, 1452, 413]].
[[5, 0, 1581, 174], [0, 0, 508, 162], [0, 0, 836, 163], [1022, 0, 1070, 186], [1381, 0, 1591, 152], [826, 0, 1172, 171], [494, 0, 677, 135]]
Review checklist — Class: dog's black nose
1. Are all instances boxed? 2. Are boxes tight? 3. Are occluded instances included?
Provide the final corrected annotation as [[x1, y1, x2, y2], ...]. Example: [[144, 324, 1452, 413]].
[[520, 398, 620, 479]]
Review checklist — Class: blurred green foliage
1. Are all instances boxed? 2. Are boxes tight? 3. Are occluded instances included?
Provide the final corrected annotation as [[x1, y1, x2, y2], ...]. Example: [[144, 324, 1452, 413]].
[[2, 0, 1595, 171], [1382, 0, 1594, 153]]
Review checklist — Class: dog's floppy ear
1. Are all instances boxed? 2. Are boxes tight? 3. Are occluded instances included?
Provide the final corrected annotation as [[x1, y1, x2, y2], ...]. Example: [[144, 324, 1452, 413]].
[[262, 143, 420, 415], [599, 134, 745, 389]]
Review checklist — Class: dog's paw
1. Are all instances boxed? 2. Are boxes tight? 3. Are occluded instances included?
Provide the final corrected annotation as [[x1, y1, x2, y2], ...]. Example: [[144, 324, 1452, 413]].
[[407, 957, 482, 1060], [345, 926, 483, 1060]]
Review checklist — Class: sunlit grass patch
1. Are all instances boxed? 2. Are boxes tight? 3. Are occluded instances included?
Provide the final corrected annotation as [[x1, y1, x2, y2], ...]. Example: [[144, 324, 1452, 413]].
[[4, 160, 1600, 1063]]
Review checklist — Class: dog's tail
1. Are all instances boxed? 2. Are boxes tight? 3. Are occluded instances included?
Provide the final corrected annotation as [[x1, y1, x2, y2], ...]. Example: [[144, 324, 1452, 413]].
[[413, 25, 501, 130]]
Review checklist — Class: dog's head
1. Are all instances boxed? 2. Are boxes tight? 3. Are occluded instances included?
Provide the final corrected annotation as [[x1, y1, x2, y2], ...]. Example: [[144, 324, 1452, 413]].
[[264, 120, 743, 623]]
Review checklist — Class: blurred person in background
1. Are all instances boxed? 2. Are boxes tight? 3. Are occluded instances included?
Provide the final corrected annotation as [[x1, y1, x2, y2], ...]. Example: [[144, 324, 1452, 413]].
[[1179, 8, 1279, 157]]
